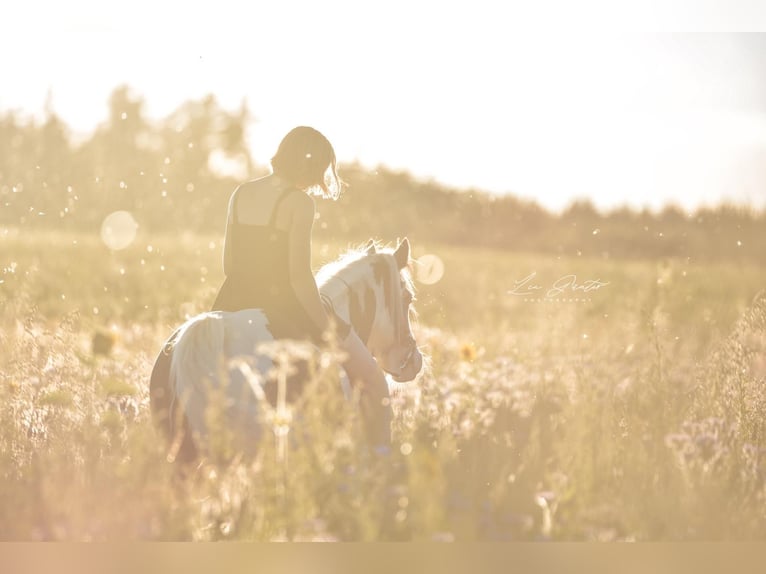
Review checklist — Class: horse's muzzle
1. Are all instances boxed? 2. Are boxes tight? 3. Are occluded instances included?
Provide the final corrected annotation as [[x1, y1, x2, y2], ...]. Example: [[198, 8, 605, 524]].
[[390, 347, 423, 383]]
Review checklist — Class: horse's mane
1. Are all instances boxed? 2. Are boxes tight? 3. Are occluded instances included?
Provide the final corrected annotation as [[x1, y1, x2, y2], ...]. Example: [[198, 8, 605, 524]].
[[316, 241, 415, 296], [315, 244, 373, 288]]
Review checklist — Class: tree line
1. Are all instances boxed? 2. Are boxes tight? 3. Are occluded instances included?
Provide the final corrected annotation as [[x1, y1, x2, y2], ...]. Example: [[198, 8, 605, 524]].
[[1, 86, 764, 264]]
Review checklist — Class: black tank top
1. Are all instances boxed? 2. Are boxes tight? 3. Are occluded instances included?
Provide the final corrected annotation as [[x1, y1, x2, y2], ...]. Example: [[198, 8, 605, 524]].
[[211, 184, 323, 342]]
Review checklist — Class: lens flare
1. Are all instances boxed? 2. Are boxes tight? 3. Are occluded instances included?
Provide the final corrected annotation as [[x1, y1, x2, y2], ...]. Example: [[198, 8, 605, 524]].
[[414, 254, 444, 285], [100, 211, 138, 250]]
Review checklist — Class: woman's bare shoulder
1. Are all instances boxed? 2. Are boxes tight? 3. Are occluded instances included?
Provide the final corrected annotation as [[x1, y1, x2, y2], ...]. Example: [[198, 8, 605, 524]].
[[281, 189, 315, 222], [237, 174, 275, 192]]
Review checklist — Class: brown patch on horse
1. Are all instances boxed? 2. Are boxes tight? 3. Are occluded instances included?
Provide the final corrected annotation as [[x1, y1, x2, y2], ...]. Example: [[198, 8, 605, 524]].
[[372, 256, 393, 315], [350, 282, 376, 345], [149, 328, 198, 464]]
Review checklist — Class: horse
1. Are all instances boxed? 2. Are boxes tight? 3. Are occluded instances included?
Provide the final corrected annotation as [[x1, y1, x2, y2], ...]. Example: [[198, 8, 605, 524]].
[[149, 238, 423, 462]]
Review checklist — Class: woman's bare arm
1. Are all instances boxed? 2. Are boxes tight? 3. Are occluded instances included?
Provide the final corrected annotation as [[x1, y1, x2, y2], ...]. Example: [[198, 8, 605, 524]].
[[288, 192, 329, 334], [222, 188, 238, 276]]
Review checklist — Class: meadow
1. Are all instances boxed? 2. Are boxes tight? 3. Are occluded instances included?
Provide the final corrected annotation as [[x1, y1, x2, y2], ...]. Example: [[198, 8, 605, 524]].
[[2, 226, 766, 540]]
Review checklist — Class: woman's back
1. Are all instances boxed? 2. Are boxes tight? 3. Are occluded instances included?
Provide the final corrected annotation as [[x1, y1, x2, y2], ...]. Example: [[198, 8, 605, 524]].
[[211, 176, 321, 342]]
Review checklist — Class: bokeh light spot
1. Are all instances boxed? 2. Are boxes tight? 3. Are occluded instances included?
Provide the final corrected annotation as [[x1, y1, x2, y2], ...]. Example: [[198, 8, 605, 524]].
[[100, 211, 138, 251], [414, 254, 445, 285]]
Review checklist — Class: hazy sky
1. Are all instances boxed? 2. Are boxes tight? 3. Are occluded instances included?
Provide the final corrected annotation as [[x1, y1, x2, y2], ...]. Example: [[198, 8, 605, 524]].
[[3, 2, 766, 212]]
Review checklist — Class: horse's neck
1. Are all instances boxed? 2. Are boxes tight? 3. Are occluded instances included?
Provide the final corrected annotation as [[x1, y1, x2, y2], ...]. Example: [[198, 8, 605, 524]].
[[320, 262, 376, 335]]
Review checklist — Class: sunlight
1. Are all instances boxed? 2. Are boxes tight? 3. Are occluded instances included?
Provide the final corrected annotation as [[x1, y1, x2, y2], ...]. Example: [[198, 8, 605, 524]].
[[1, 5, 764, 212], [5, 3, 766, 543]]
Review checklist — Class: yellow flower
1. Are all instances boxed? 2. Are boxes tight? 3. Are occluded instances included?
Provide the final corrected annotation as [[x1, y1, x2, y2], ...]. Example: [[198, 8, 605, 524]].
[[92, 329, 118, 357], [459, 342, 478, 362]]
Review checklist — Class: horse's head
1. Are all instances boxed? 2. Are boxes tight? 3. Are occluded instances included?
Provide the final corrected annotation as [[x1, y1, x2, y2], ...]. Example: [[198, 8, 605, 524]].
[[318, 238, 423, 383]]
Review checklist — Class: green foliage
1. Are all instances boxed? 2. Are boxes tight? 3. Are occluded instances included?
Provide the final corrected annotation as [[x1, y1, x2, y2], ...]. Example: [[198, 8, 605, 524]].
[[1, 86, 764, 264]]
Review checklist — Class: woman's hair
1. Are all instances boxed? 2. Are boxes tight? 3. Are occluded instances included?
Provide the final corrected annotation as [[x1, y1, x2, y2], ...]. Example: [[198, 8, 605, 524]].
[[271, 126, 342, 200]]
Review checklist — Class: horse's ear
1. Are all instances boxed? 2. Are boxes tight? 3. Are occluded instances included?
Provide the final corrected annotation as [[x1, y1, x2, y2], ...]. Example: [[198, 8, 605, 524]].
[[394, 237, 410, 269], [365, 239, 376, 255]]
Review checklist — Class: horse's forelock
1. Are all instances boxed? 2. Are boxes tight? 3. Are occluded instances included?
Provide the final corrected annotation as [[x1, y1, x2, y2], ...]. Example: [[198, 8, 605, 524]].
[[370, 252, 415, 346]]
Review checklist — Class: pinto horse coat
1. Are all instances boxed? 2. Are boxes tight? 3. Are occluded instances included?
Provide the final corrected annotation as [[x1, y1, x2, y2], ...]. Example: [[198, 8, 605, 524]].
[[149, 239, 422, 462]]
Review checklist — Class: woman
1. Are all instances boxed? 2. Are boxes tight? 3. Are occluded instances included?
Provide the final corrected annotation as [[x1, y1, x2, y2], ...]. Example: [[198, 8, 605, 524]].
[[211, 126, 391, 447]]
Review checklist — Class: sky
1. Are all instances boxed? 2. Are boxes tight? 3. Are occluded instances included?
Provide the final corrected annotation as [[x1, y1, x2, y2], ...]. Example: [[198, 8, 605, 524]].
[[2, 1, 766, 213]]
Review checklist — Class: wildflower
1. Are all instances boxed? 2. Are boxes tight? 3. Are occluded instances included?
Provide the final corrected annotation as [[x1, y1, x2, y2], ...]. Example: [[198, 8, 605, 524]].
[[92, 329, 117, 357], [459, 342, 478, 362], [664, 432, 690, 450], [534, 491, 558, 538]]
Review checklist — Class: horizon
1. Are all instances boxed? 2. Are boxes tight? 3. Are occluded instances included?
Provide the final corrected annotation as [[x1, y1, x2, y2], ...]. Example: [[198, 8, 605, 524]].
[[4, 94, 765, 218], [2, 4, 766, 213]]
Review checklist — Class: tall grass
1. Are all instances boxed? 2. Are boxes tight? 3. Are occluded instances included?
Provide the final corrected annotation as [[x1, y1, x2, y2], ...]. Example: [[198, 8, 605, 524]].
[[1, 229, 765, 540]]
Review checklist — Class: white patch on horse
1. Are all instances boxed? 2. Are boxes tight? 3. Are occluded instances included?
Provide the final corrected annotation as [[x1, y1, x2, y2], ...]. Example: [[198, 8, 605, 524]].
[[169, 309, 274, 455], [163, 242, 423, 459]]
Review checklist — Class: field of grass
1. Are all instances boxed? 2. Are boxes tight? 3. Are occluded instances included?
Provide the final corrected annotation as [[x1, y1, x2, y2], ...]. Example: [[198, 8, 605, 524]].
[[2, 226, 766, 540]]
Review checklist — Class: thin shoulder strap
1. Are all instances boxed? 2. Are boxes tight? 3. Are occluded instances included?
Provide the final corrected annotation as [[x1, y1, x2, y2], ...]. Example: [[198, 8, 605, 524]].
[[268, 188, 298, 227]]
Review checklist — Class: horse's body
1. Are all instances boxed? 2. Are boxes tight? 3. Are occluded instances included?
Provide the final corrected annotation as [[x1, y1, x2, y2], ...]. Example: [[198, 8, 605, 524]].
[[149, 239, 422, 461]]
